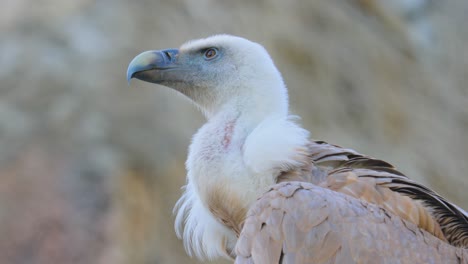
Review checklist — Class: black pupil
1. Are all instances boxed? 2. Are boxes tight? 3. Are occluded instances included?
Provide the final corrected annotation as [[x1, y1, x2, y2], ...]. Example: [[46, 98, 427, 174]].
[[206, 49, 216, 58]]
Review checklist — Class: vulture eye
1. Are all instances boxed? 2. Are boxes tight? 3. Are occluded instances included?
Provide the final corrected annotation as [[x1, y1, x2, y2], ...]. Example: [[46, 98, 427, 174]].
[[204, 48, 218, 60]]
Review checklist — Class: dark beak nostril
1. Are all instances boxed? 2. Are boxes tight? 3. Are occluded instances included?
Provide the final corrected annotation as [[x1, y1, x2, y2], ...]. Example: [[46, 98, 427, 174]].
[[161, 49, 178, 63], [163, 50, 172, 60]]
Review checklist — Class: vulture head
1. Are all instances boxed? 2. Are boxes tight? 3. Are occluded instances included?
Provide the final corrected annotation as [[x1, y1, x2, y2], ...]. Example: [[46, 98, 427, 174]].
[[127, 35, 288, 119]]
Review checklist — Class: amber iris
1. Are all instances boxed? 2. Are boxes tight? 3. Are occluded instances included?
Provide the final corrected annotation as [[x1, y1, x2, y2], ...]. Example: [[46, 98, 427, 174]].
[[204, 48, 217, 59]]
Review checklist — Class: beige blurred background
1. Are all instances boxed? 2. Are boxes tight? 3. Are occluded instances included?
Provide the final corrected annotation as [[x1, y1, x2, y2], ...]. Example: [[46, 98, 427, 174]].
[[0, 0, 467, 263]]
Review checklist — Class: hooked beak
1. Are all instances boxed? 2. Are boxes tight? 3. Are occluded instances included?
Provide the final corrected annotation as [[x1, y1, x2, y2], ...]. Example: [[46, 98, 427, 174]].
[[126, 49, 179, 85]]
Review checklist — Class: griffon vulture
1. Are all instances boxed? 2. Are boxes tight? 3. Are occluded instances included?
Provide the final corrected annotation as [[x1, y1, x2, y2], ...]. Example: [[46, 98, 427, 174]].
[[127, 35, 468, 263]]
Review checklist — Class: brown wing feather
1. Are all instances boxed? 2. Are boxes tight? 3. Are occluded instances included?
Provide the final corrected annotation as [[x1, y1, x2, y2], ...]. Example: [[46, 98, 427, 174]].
[[309, 140, 468, 247], [235, 182, 468, 264]]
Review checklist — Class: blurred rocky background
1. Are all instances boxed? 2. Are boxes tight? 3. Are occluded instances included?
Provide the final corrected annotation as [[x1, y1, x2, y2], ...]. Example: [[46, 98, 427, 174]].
[[0, 0, 467, 263]]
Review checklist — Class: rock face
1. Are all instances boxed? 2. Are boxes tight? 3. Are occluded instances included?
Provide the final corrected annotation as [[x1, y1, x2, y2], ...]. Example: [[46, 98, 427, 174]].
[[0, 1, 467, 263]]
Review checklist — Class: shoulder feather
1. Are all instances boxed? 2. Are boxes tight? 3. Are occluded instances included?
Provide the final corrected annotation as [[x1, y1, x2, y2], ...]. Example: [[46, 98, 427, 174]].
[[235, 182, 468, 264], [309, 140, 468, 247]]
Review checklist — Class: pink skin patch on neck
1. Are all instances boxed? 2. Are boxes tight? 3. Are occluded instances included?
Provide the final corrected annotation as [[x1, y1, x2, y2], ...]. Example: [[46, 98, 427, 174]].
[[222, 120, 236, 150]]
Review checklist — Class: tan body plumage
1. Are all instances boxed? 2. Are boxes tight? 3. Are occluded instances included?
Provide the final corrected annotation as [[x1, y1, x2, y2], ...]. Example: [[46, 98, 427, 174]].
[[235, 182, 468, 264], [234, 140, 468, 263]]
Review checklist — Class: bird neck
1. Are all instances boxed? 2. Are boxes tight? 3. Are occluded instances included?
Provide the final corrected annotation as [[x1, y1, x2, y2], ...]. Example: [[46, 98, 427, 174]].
[[180, 84, 311, 261], [189, 89, 289, 197]]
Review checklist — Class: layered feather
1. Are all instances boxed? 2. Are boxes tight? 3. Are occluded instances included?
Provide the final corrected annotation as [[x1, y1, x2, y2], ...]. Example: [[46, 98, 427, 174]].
[[235, 182, 468, 264], [308, 140, 468, 247]]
